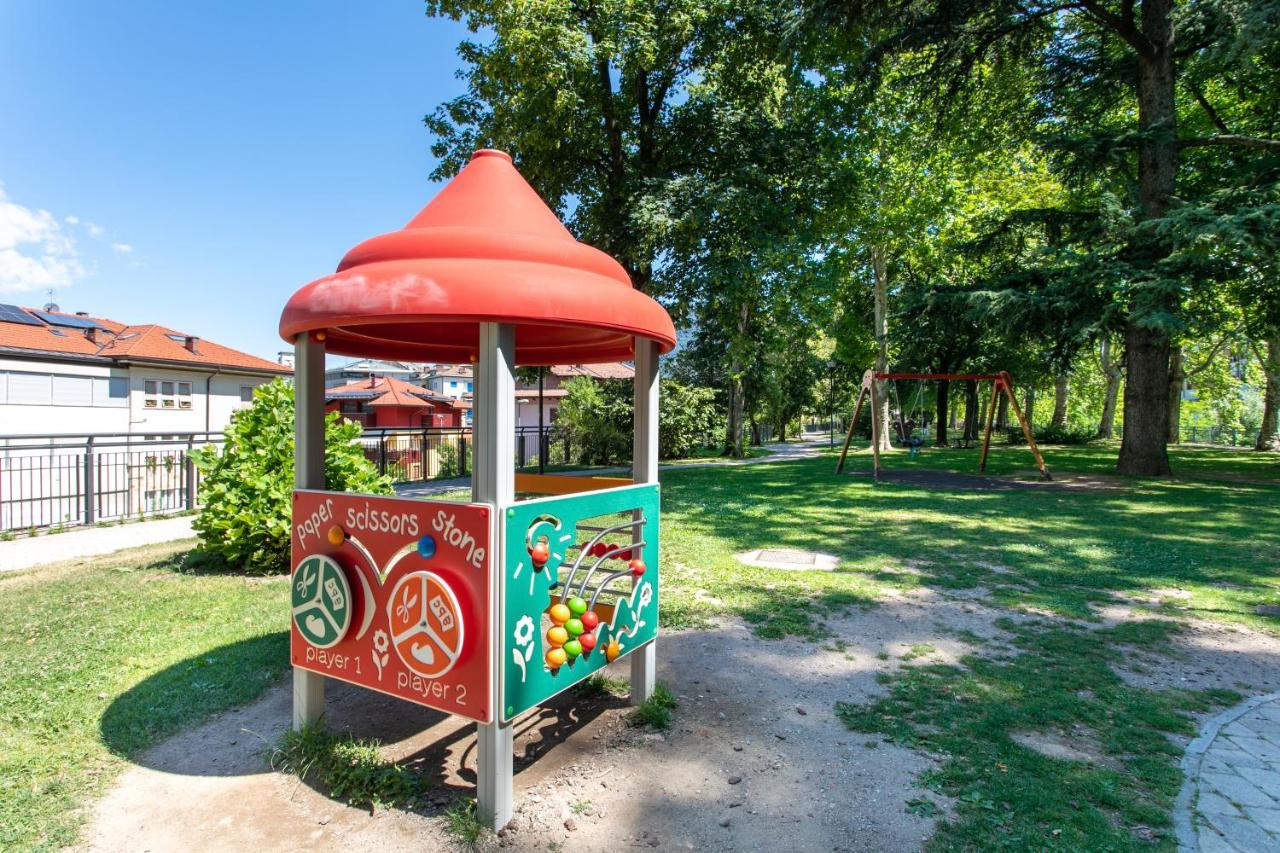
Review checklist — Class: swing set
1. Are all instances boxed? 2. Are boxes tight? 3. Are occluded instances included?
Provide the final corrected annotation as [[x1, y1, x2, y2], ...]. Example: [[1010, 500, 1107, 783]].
[[835, 370, 1052, 481]]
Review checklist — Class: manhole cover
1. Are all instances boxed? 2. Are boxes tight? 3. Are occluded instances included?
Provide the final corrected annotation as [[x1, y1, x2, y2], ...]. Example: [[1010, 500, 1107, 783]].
[[735, 549, 839, 571], [758, 549, 818, 565]]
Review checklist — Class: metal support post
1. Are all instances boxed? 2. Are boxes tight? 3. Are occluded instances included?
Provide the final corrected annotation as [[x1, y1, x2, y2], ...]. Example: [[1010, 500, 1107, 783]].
[[82, 437, 96, 526], [292, 333, 326, 730], [474, 323, 515, 830], [630, 337, 659, 704]]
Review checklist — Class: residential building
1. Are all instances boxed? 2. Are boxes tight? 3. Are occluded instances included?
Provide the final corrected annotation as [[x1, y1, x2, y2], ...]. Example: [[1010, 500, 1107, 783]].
[[325, 375, 462, 428], [421, 364, 474, 399], [513, 363, 634, 427], [324, 358, 424, 388], [0, 302, 292, 531], [0, 303, 291, 437]]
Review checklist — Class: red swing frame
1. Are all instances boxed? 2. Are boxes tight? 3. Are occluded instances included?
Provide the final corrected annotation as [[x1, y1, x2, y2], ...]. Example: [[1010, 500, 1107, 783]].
[[835, 370, 1051, 481]]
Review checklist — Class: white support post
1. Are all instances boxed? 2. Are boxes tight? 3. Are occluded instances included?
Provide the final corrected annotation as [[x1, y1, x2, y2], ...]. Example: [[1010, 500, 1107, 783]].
[[630, 336, 659, 705], [292, 333, 326, 730], [474, 323, 515, 830]]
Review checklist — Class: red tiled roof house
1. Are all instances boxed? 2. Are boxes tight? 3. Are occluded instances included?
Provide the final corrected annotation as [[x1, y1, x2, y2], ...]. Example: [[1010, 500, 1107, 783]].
[[0, 303, 291, 437], [325, 375, 463, 429]]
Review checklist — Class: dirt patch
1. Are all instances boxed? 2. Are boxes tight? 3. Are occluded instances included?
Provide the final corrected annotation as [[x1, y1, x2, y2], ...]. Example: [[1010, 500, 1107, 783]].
[[1011, 728, 1122, 771], [844, 468, 1124, 492], [81, 616, 952, 853]]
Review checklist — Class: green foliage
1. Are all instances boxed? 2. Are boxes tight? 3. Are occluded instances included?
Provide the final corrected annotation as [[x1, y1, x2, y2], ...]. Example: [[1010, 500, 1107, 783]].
[[628, 682, 679, 730], [189, 379, 391, 575], [659, 381, 720, 458], [1007, 425, 1098, 446], [436, 438, 460, 479], [554, 376, 721, 463], [574, 672, 630, 699], [271, 724, 429, 810], [555, 377, 632, 464], [442, 799, 489, 851]]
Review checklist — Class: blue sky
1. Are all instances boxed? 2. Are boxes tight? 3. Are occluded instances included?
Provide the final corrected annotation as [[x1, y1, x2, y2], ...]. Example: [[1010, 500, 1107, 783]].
[[0, 1, 471, 362]]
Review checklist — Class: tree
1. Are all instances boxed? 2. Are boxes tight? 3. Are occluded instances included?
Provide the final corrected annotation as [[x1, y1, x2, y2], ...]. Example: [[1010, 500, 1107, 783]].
[[425, 0, 731, 293], [190, 380, 391, 575], [806, 0, 1280, 475]]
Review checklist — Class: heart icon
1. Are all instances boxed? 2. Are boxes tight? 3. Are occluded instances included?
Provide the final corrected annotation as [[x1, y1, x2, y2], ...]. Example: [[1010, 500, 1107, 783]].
[[305, 614, 327, 639], [411, 642, 435, 665]]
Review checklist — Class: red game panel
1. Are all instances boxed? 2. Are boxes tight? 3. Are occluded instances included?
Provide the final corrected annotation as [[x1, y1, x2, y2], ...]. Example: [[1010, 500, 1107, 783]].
[[290, 490, 491, 722]]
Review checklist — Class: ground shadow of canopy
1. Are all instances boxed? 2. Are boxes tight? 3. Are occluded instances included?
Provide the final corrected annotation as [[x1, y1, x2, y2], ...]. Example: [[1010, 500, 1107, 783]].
[[100, 634, 626, 798]]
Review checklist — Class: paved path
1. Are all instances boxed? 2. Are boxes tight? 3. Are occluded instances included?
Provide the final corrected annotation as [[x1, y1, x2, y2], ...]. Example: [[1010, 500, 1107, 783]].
[[0, 516, 195, 574], [1177, 691, 1280, 852], [395, 437, 826, 498]]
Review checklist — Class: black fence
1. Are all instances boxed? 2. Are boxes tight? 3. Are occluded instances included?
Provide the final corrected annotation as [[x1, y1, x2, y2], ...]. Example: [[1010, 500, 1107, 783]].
[[0, 433, 223, 533], [356, 426, 587, 481]]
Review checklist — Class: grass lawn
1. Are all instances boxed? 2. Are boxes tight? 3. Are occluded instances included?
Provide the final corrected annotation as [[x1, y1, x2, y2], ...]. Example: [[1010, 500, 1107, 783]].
[[1, 442, 1276, 850], [0, 544, 290, 850], [657, 443, 1279, 850]]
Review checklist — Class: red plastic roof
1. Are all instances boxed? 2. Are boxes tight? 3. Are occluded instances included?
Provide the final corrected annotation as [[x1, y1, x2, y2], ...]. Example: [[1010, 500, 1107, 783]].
[[279, 150, 676, 365]]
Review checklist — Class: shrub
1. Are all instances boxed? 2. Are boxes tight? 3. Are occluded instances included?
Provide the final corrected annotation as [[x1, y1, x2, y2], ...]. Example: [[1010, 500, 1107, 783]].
[[659, 381, 720, 458], [556, 376, 631, 464], [190, 379, 391, 574], [555, 375, 721, 464], [1007, 424, 1097, 445]]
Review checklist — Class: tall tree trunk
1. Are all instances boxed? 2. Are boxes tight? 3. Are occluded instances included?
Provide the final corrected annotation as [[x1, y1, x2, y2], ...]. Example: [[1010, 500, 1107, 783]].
[[1167, 345, 1185, 444], [1097, 337, 1122, 439], [1024, 386, 1036, 429], [934, 380, 949, 447], [1256, 331, 1280, 451], [996, 392, 1009, 433], [724, 377, 745, 457], [749, 414, 762, 447], [963, 379, 979, 443], [1050, 374, 1070, 430], [722, 302, 752, 458], [871, 245, 892, 451], [1118, 0, 1176, 476]]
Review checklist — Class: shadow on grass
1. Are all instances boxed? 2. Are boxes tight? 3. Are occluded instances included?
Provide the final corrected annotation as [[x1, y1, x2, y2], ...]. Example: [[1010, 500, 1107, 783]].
[[659, 452, 1280, 625], [100, 632, 291, 761]]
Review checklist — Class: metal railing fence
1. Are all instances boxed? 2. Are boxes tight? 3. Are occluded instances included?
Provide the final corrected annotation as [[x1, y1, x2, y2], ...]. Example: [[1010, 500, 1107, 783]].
[[0, 432, 223, 533]]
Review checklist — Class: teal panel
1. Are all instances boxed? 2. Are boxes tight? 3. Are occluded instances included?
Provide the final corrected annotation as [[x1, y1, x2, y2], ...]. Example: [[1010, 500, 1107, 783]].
[[501, 483, 659, 721]]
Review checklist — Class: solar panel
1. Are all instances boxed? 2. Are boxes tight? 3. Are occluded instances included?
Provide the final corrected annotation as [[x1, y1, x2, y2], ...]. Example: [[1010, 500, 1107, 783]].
[[31, 310, 104, 330], [0, 303, 42, 325]]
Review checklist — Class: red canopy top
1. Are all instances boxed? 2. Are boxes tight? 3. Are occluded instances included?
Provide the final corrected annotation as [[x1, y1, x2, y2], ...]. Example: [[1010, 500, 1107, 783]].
[[279, 149, 676, 365]]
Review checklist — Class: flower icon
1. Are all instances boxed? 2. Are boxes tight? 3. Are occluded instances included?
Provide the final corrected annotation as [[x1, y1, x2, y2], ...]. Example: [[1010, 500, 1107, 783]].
[[371, 629, 390, 681], [514, 615, 534, 647]]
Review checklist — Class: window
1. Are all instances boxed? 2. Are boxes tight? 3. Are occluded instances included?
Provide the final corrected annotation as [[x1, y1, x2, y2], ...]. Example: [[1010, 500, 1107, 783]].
[[93, 377, 128, 408], [467, 382, 472, 392], [0, 372, 128, 407], [449, 380, 458, 389], [51, 375, 93, 406], [7, 373, 52, 405], [239, 385, 255, 404], [144, 379, 193, 410]]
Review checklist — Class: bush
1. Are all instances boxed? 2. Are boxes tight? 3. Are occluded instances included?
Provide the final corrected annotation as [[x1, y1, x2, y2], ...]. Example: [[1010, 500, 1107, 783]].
[[659, 381, 720, 458], [556, 376, 632, 464], [190, 379, 392, 574], [1007, 424, 1097, 445], [555, 375, 722, 464]]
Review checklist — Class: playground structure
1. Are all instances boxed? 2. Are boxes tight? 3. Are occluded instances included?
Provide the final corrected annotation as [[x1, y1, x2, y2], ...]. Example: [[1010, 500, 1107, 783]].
[[836, 370, 1051, 480], [279, 149, 676, 829]]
